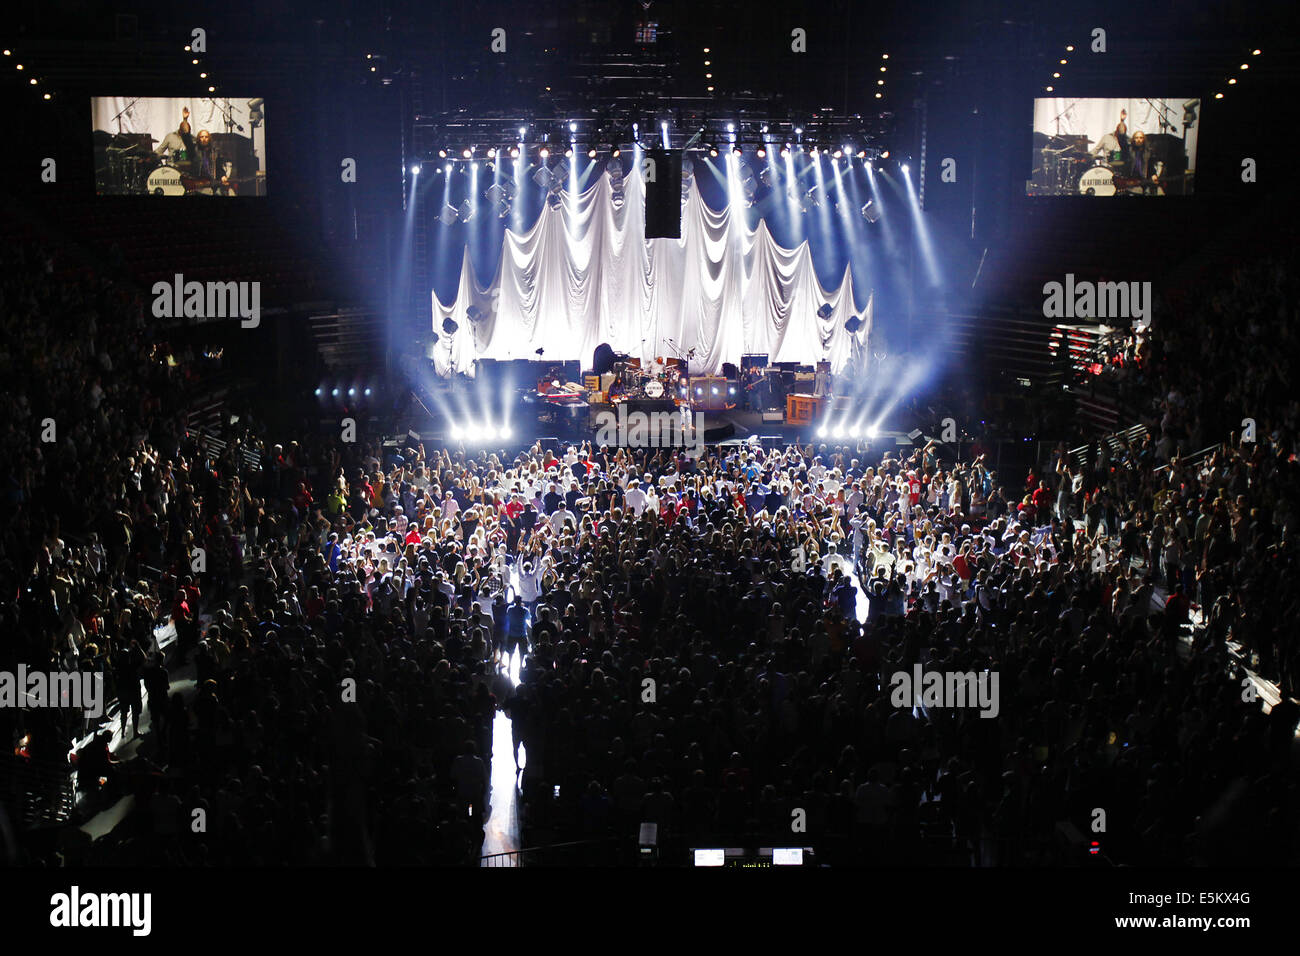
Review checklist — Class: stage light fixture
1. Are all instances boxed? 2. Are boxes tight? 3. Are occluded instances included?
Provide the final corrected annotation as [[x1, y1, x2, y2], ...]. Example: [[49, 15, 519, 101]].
[[569, 121, 577, 132], [364, 387, 372, 397], [444, 164, 451, 173], [612, 147, 620, 157], [462, 148, 472, 158], [410, 163, 421, 174], [833, 148, 843, 158], [1253, 48, 1261, 55], [314, 387, 323, 397], [733, 146, 742, 155], [881, 150, 890, 158], [849, 426, 862, 438], [509, 146, 519, 157], [450, 425, 463, 441], [348, 387, 357, 397], [331, 388, 340, 397], [588, 148, 597, 158], [875, 92, 882, 99], [709, 146, 718, 157], [1045, 86, 1054, 92], [539, 147, 549, 158], [866, 425, 879, 439], [756, 146, 766, 157], [834, 425, 846, 438], [487, 147, 497, 158], [565, 147, 573, 157], [817, 425, 828, 438], [438, 149, 447, 158]]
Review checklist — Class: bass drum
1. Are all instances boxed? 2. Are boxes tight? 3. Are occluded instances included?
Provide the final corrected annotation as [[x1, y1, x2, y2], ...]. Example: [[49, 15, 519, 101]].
[[146, 163, 186, 197], [1077, 164, 1116, 197]]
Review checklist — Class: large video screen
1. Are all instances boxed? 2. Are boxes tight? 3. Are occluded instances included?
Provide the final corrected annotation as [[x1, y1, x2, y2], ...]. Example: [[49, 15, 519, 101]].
[[92, 96, 266, 196], [1028, 97, 1199, 197]]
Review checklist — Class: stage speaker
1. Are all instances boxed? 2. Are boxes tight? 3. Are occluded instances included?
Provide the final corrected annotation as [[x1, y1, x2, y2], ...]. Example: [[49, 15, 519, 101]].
[[644, 149, 682, 239], [592, 343, 618, 375]]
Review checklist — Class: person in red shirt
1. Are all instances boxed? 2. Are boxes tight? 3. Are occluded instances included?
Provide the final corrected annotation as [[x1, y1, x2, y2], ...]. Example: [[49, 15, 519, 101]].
[[908, 472, 922, 508], [1031, 480, 1054, 525]]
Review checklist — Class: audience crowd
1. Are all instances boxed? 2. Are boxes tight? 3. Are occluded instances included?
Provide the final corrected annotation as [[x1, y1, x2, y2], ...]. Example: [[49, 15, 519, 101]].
[[2, 237, 1297, 867]]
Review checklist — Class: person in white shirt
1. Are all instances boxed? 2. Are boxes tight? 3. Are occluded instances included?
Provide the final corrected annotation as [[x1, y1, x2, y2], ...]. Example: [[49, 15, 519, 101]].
[[551, 505, 574, 535], [625, 482, 649, 517]]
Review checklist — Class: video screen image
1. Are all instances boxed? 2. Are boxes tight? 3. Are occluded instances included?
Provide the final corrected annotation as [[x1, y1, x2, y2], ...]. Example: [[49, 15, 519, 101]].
[[92, 96, 266, 196], [1028, 97, 1199, 196]]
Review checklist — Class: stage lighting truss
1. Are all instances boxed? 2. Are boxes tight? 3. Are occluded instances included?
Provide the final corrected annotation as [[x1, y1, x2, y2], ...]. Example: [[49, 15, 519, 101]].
[[419, 112, 893, 167]]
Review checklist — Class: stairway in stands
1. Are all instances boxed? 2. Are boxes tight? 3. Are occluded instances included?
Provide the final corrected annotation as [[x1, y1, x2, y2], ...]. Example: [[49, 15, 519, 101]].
[[1, 754, 76, 832]]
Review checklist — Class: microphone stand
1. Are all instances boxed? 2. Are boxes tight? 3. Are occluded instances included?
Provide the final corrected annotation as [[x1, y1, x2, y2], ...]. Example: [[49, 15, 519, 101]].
[[109, 97, 144, 135]]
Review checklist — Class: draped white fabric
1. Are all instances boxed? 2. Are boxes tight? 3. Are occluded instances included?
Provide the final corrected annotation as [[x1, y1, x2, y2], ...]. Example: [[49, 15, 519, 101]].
[[432, 164, 870, 376]]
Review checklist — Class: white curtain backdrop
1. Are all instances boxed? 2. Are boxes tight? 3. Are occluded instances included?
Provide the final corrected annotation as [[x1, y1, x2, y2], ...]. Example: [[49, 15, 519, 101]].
[[432, 164, 871, 376]]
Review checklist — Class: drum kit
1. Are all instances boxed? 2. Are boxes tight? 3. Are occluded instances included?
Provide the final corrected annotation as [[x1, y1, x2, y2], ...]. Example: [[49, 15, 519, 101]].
[[95, 131, 238, 196], [1033, 132, 1105, 196], [610, 358, 686, 404]]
